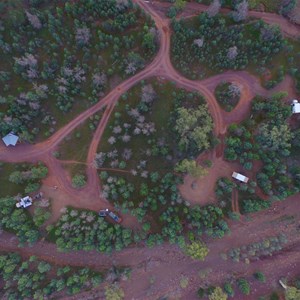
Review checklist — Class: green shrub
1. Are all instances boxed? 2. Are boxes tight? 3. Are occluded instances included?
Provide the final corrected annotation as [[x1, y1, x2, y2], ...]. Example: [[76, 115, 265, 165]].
[[237, 278, 251, 295]]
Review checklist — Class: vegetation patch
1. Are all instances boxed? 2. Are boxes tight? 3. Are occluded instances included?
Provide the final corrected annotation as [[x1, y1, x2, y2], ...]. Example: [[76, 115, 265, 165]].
[[0, 197, 40, 245], [0, 251, 130, 299], [48, 207, 134, 253], [224, 93, 300, 201], [94, 79, 229, 248], [0, 163, 28, 197], [171, 12, 300, 92], [0, 162, 48, 197], [226, 233, 288, 263], [0, 0, 158, 142], [215, 81, 241, 112]]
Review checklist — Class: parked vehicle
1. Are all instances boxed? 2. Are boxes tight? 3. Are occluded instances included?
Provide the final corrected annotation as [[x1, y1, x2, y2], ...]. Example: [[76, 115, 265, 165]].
[[108, 211, 122, 223], [98, 209, 122, 223]]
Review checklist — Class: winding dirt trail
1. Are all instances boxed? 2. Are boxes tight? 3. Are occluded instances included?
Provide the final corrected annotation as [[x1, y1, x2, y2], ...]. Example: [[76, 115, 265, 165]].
[[0, 1, 300, 299]]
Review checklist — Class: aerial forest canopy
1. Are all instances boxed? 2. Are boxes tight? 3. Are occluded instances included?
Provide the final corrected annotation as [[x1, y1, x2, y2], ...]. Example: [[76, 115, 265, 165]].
[[0, 0, 158, 141], [171, 12, 300, 93]]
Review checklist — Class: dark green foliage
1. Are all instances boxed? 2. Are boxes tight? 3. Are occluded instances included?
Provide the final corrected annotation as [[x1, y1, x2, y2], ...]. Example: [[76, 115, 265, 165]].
[[237, 278, 251, 295], [224, 282, 234, 297], [215, 81, 240, 112], [241, 197, 271, 213], [51, 208, 134, 253], [0, 252, 103, 299], [224, 96, 297, 200], [253, 271, 266, 283], [197, 287, 205, 298], [0, 197, 40, 246], [8, 162, 48, 194], [0, 0, 156, 141], [171, 14, 284, 78], [270, 292, 280, 300]]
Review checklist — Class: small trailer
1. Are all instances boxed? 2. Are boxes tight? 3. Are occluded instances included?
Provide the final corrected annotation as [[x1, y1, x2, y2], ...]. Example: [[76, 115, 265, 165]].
[[16, 196, 32, 208], [232, 172, 249, 183], [292, 99, 300, 114]]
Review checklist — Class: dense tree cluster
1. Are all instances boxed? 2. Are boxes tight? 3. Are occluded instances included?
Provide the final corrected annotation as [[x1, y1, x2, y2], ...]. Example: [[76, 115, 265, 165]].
[[0, 252, 104, 299], [0, 197, 40, 245], [9, 163, 48, 193], [174, 104, 213, 153], [224, 95, 298, 200], [171, 14, 284, 78], [215, 81, 241, 112], [49, 208, 134, 252]]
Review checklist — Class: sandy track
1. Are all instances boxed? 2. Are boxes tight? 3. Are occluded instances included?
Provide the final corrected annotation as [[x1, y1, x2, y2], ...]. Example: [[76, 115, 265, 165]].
[[0, 1, 300, 298]]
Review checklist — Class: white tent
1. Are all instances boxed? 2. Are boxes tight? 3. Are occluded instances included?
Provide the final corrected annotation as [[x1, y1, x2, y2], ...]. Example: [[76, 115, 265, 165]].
[[292, 100, 300, 114], [2, 133, 19, 146]]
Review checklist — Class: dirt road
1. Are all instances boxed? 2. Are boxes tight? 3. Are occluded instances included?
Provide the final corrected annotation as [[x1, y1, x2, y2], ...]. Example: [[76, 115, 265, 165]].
[[1, 193, 299, 300], [0, 0, 296, 216], [0, 1, 300, 298]]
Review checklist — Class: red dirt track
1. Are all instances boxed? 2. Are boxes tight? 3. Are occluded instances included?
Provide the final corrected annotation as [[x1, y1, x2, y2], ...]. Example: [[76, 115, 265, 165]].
[[0, 1, 300, 299]]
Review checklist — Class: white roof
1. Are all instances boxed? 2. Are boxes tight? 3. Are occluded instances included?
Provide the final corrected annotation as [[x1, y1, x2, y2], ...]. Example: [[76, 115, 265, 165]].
[[292, 100, 300, 114], [2, 133, 19, 146], [232, 172, 249, 183]]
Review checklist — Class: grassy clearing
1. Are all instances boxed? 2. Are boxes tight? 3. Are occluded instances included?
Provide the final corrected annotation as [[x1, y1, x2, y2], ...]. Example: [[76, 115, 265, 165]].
[[58, 112, 102, 162], [0, 163, 27, 197], [57, 111, 103, 178]]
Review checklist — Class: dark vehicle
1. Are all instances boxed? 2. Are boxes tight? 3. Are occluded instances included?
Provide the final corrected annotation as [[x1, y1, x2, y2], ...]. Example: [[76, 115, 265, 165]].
[[108, 211, 122, 223], [99, 209, 108, 217], [98, 209, 122, 223]]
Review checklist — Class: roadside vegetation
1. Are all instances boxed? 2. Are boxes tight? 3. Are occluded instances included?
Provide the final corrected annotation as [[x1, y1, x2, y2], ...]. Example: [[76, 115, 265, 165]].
[[0, 162, 48, 197], [0, 0, 158, 142], [165, 0, 296, 19], [47, 207, 134, 253], [171, 12, 300, 93], [215, 81, 241, 111], [0, 251, 130, 299]]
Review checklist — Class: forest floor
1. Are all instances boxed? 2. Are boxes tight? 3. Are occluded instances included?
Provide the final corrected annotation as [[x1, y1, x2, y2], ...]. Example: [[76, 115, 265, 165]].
[[0, 0, 299, 299]]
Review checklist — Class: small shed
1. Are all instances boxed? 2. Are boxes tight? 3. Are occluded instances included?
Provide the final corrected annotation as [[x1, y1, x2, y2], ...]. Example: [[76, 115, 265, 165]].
[[16, 196, 32, 208], [232, 172, 249, 183], [292, 100, 300, 114], [2, 133, 19, 146]]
